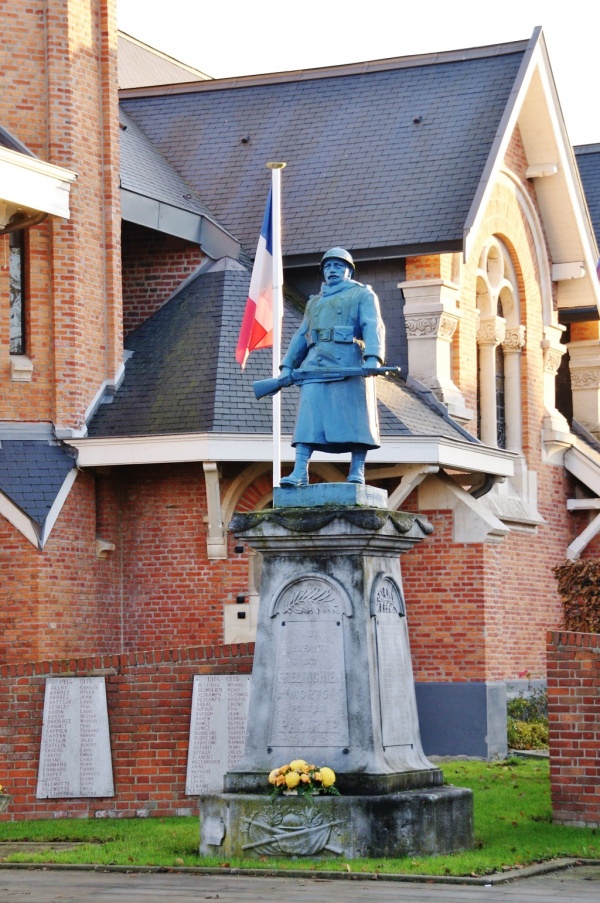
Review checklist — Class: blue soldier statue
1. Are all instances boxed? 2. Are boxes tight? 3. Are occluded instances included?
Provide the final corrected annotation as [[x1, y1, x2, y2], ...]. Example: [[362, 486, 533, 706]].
[[279, 247, 385, 487]]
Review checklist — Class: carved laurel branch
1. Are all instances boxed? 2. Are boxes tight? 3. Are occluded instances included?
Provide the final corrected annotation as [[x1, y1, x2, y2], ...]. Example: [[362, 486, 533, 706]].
[[374, 578, 405, 616], [283, 585, 340, 616]]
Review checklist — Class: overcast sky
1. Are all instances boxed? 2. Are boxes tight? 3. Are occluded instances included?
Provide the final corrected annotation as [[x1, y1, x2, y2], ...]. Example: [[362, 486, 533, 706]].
[[118, 0, 597, 147]]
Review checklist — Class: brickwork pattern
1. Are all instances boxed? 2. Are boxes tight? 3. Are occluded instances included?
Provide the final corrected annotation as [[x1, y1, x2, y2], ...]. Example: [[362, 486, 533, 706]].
[[121, 223, 203, 335], [0, 473, 121, 666], [0, 643, 253, 820], [0, 0, 122, 429], [100, 464, 250, 652], [547, 630, 600, 828]]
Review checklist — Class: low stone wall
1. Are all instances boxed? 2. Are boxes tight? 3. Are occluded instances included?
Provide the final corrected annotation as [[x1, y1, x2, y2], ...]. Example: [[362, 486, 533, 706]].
[[0, 643, 253, 820], [547, 630, 600, 828]]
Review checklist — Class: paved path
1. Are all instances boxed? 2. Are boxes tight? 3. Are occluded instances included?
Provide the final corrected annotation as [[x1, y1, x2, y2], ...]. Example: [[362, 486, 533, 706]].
[[0, 865, 599, 903]]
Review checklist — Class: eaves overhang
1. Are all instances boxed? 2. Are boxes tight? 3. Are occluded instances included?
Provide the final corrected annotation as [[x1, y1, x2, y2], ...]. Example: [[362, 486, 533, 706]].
[[0, 146, 77, 227], [462, 27, 600, 318], [120, 187, 240, 259], [70, 432, 515, 478]]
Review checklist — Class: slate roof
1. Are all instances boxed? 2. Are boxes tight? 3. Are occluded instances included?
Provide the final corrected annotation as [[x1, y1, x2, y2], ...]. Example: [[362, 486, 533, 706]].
[[89, 258, 302, 438], [88, 258, 477, 448], [120, 42, 527, 259], [0, 125, 36, 157], [575, 144, 600, 247], [0, 440, 76, 525], [118, 32, 210, 89], [120, 109, 226, 224]]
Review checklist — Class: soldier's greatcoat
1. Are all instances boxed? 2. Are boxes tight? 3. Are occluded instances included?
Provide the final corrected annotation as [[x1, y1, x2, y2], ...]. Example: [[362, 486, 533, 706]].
[[281, 280, 385, 452]]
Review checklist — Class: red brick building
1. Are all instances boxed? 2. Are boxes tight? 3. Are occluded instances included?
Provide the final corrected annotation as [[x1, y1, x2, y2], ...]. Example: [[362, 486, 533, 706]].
[[2, 2, 600, 817]]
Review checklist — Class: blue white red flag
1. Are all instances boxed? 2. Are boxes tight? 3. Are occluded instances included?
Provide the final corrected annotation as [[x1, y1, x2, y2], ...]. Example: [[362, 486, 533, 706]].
[[236, 189, 274, 368]]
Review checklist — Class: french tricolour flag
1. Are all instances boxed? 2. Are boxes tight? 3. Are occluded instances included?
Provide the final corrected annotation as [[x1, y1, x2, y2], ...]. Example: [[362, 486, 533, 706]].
[[236, 189, 274, 368]]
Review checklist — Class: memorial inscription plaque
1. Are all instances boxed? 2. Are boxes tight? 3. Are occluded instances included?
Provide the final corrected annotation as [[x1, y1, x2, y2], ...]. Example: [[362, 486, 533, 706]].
[[270, 576, 351, 748], [186, 674, 250, 795], [371, 575, 416, 748], [36, 677, 114, 799]]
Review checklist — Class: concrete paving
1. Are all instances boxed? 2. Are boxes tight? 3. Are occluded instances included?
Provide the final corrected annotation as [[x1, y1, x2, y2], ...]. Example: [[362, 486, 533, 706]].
[[0, 865, 599, 903]]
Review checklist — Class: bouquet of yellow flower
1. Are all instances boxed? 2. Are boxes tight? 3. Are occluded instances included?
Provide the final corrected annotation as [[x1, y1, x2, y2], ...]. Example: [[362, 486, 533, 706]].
[[268, 759, 340, 797]]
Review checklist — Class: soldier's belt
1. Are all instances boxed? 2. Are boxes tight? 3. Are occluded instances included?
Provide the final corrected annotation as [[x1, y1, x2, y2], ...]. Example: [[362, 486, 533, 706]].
[[307, 328, 356, 345]]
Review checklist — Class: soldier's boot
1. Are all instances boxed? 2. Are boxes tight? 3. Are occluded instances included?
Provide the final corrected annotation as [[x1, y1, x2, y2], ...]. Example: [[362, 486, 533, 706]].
[[280, 444, 312, 488], [347, 449, 367, 484]]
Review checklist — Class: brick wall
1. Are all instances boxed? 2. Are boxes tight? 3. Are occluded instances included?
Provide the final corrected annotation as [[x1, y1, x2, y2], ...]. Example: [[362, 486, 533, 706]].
[[98, 464, 250, 652], [0, 472, 121, 666], [0, 643, 253, 820], [547, 630, 600, 828], [121, 223, 204, 335], [0, 461, 261, 669], [0, 0, 122, 430]]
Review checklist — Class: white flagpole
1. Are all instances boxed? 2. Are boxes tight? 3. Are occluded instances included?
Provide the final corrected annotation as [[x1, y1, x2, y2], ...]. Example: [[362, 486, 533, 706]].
[[267, 161, 286, 488]]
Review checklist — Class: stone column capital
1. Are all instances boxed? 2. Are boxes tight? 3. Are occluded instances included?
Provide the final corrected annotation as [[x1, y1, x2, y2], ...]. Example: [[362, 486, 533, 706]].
[[502, 325, 526, 354], [477, 316, 506, 347]]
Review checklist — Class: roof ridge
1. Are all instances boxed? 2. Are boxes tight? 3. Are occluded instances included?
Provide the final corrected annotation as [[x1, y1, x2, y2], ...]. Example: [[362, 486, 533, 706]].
[[119, 38, 529, 100]]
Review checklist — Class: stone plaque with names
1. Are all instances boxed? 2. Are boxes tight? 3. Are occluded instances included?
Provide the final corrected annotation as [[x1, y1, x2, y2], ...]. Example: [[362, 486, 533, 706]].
[[372, 576, 417, 748], [36, 677, 114, 799], [270, 576, 350, 748], [186, 674, 250, 795]]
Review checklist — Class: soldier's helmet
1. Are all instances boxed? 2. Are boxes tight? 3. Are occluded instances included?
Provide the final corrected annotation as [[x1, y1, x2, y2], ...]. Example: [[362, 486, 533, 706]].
[[320, 247, 355, 275]]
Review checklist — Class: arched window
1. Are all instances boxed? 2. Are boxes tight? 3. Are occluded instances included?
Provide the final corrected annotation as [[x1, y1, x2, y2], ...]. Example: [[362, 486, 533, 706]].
[[476, 238, 525, 452]]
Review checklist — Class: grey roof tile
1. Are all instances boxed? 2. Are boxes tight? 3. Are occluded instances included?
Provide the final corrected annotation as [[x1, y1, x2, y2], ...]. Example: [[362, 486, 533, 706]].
[[575, 144, 600, 247], [0, 441, 76, 525], [119, 109, 228, 228], [120, 49, 525, 258]]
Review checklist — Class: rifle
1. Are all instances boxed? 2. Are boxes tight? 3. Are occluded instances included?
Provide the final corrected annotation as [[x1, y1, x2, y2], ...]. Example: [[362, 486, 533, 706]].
[[253, 366, 401, 401]]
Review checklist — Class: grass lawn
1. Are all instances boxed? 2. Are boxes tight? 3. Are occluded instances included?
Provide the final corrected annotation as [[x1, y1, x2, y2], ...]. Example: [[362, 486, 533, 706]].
[[0, 758, 598, 875]]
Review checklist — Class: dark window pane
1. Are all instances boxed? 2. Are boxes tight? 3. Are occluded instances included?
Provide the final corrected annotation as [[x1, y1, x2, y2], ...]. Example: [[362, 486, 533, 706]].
[[495, 344, 505, 449], [9, 230, 25, 355]]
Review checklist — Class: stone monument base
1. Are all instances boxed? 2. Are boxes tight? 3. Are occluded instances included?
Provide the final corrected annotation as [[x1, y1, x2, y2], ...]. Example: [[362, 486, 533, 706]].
[[199, 788, 473, 859]]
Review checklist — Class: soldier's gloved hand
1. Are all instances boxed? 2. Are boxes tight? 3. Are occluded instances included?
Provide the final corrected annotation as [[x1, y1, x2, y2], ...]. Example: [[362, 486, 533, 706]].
[[362, 356, 380, 376], [279, 365, 294, 386]]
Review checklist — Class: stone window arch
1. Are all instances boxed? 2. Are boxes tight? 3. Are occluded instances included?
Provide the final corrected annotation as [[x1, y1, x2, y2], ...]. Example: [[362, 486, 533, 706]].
[[476, 238, 525, 452]]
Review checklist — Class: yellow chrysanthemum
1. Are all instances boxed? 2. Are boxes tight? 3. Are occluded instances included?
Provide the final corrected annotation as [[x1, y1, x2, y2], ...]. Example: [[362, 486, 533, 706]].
[[289, 759, 309, 772], [268, 769, 280, 785], [319, 767, 336, 787], [285, 770, 300, 789]]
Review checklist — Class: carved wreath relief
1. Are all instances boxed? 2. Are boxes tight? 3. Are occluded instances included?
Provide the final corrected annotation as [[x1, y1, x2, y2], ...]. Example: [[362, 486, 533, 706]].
[[242, 803, 342, 856]]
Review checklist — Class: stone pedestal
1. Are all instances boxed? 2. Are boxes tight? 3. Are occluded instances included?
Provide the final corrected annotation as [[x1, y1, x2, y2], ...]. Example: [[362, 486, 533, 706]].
[[200, 486, 473, 858], [200, 787, 473, 859]]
